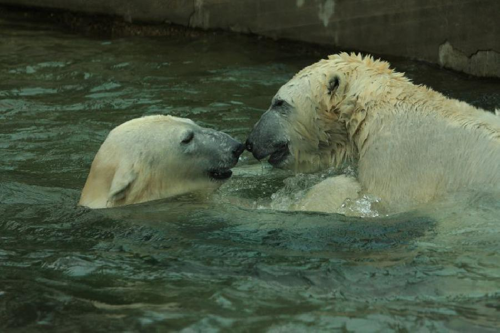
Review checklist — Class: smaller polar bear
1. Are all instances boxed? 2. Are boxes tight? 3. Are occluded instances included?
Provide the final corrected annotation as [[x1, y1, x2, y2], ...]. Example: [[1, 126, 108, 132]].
[[79, 115, 244, 209]]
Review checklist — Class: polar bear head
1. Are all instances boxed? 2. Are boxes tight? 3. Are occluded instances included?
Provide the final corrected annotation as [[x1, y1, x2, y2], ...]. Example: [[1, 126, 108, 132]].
[[246, 53, 409, 172], [79, 115, 244, 208]]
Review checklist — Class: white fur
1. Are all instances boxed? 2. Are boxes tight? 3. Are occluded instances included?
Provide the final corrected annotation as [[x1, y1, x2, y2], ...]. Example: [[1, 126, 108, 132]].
[[280, 53, 500, 213], [294, 175, 361, 213], [79, 116, 219, 209]]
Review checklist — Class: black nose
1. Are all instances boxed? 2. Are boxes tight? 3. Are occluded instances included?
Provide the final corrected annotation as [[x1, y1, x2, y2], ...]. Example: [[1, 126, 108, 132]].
[[245, 139, 253, 152], [232, 143, 245, 158]]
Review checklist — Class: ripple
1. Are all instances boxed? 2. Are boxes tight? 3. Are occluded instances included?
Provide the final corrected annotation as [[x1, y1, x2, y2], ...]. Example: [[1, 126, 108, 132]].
[[1, 12, 500, 331]]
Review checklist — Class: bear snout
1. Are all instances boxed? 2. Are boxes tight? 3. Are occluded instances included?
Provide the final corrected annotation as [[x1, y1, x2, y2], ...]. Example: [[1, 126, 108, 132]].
[[245, 138, 254, 153], [232, 142, 245, 159]]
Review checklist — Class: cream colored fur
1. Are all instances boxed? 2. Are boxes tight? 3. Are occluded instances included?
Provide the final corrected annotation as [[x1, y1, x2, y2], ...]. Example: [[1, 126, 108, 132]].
[[294, 175, 361, 213], [280, 53, 500, 213], [79, 116, 219, 209]]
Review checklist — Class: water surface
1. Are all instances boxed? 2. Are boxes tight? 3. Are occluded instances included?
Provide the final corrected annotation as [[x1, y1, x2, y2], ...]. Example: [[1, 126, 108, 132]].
[[1, 13, 500, 332]]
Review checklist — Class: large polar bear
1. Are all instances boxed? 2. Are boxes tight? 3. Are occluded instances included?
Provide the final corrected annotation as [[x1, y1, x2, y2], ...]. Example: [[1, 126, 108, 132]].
[[246, 53, 500, 213], [79, 115, 244, 209]]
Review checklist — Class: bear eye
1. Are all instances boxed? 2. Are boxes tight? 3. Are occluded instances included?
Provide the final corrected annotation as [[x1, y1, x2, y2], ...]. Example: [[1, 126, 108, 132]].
[[181, 131, 194, 144], [273, 99, 285, 107]]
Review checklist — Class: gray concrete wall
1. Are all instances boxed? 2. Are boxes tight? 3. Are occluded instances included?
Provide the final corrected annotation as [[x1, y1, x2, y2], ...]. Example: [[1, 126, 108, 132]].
[[1, 0, 499, 78]]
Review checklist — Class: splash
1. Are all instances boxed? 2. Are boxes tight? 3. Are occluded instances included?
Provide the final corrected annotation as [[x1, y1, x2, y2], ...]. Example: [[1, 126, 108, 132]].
[[338, 194, 381, 217]]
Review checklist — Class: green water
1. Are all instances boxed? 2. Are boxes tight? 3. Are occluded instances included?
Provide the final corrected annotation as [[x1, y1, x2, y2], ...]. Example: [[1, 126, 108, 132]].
[[1, 13, 500, 332]]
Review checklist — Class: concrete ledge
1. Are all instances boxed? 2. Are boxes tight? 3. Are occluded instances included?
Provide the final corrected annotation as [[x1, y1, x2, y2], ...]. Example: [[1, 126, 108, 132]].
[[1, 0, 499, 78]]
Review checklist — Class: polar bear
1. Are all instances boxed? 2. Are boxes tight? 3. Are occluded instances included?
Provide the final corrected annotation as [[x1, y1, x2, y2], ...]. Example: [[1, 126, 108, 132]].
[[79, 115, 244, 209], [246, 53, 500, 213]]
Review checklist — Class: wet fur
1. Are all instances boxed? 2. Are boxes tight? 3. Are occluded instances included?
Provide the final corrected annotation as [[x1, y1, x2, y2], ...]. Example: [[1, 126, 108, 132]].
[[80, 116, 226, 209], [280, 53, 500, 212]]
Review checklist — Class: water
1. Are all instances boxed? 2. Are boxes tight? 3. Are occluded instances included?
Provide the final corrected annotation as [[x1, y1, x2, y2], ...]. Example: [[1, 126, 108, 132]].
[[1, 12, 500, 332]]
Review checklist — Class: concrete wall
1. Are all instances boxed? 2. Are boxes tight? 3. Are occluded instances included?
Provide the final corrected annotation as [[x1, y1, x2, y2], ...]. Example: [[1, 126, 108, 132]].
[[1, 0, 499, 78]]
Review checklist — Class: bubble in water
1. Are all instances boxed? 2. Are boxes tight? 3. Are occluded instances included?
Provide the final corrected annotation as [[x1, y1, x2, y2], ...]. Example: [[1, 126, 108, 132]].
[[338, 194, 382, 217]]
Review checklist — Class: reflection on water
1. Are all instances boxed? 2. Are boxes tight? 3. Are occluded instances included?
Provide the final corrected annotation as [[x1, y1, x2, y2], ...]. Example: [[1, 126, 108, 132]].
[[1, 11, 500, 332]]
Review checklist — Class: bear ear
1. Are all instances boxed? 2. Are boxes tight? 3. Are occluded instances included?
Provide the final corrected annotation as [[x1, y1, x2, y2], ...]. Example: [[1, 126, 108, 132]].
[[327, 75, 341, 96], [107, 165, 138, 207]]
